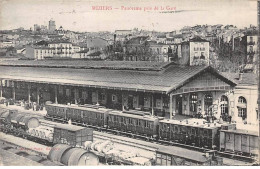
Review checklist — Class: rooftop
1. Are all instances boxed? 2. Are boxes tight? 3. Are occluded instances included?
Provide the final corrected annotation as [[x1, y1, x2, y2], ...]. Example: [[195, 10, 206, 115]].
[[220, 72, 257, 86], [0, 60, 172, 71], [0, 60, 236, 93]]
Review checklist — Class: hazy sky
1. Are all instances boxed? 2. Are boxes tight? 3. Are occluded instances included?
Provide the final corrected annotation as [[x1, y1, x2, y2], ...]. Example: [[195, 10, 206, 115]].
[[0, 0, 258, 32]]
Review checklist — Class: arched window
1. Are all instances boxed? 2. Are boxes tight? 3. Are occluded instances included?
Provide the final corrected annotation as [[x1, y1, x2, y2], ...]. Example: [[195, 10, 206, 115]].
[[238, 96, 247, 119], [204, 93, 213, 115], [220, 95, 229, 116], [190, 93, 198, 113]]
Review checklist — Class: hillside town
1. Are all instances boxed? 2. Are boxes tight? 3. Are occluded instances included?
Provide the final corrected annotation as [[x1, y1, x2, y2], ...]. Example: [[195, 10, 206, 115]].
[[0, 19, 258, 74]]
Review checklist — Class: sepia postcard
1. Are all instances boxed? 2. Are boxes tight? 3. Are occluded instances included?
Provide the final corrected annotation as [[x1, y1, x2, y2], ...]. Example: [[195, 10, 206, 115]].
[[0, 0, 259, 166]]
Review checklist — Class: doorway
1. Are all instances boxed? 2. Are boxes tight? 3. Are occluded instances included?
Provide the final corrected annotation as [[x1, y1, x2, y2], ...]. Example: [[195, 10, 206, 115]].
[[176, 95, 183, 115], [128, 95, 134, 109]]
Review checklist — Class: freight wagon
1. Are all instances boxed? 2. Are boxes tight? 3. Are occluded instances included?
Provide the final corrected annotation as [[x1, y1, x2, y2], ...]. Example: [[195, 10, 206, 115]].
[[219, 128, 259, 156], [155, 145, 223, 166]]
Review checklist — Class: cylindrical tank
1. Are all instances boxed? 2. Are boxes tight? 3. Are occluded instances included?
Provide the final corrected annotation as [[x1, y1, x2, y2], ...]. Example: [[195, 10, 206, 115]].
[[20, 115, 40, 128], [48, 144, 73, 163], [61, 147, 99, 166]]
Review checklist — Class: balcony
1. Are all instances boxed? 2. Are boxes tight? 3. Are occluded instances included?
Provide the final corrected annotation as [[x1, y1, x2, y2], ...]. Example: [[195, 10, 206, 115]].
[[247, 41, 255, 45]]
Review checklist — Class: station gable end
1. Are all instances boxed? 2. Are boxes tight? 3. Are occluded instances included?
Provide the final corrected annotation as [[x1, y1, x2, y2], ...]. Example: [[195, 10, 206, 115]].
[[167, 67, 237, 95]]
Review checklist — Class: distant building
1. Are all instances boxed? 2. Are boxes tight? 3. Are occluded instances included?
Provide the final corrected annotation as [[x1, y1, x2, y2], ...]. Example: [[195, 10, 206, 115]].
[[0, 41, 15, 48], [34, 24, 40, 32], [241, 35, 258, 73], [115, 30, 132, 36], [49, 19, 56, 33], [179, 36, 210, 66]]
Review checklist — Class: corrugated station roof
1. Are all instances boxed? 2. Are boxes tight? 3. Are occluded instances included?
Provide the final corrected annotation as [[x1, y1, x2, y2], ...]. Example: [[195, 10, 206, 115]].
[[0, 60, 171, 71], [0, 61, 237, 93]]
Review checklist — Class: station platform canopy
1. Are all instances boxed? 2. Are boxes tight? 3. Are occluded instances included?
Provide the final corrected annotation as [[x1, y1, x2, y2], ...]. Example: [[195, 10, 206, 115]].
[[0, 60, 237, 94]]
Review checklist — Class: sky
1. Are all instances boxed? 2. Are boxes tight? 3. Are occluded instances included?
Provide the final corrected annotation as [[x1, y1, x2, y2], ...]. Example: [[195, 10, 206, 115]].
[[0, 0, 258, 32]]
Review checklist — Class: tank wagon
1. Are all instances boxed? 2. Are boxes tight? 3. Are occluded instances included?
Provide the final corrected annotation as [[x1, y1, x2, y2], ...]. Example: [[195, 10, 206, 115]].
[[0, 109, 93, 147]]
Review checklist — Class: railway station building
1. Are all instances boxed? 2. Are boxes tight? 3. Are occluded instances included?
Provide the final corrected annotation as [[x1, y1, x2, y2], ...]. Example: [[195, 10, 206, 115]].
[[0, 60, 258, 125]]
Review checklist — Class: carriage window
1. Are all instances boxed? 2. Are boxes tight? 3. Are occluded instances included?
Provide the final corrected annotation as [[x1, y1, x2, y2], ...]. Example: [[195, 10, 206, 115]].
[[81, 111, 83, 118], [174, 126, 178, 132], [112, 95, 116, 101], [238, 96, 247, 119], [145, 121, 148, 128], [190, 93, 198, 112], [138, 120, 141, 126], [150, 122, 153, 129], [203, 130, 208, 136], [101, 93, 105, 101], [220, 95, 229, 116], [121, 117, 124, 123], [228, 134, 231, 141]]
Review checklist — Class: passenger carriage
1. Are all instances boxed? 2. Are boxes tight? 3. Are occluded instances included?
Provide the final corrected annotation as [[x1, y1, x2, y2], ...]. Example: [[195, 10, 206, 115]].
[[45, 104, 68, 121], [107, 111, 159, 139]]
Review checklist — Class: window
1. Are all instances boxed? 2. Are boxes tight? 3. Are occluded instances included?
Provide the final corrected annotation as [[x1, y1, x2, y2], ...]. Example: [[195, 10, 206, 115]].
[[190, 93, 198, 112], [238, 96, 247, 119], [145, 121, 148, 128], [249, 46, 253, 52], [204, 94, 213, 115], [200, 52, 205, 59], [112, 95, 116, 101], [156, 99, 161, 108], [100, 93, 105, 101], [250, 36, 253, 42], [81, 111, 83, 118], [220, 95, 229, 116]]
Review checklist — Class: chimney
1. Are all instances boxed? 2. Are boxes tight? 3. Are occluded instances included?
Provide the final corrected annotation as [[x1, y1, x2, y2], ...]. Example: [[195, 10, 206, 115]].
[[239, 73, 243, 81]]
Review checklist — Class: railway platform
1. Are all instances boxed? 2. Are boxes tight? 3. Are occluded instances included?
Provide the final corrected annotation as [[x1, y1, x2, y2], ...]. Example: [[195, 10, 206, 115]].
[[0, 132, 51, 156], [0, 149, 43, 166]]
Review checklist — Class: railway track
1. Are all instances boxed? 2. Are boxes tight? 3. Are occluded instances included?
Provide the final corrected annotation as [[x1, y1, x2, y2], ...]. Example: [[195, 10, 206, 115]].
[[0, 105, 257, 165], [64, 118, 257, 164]]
